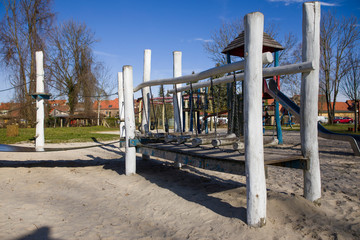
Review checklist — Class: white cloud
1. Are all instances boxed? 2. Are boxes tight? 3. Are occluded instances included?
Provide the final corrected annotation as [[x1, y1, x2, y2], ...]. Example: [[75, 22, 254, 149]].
[[267, 0, 307, 6], [267, 0, 339, 7], [320, 2, 339, 7], [94, 51, 119, 58], [194, 38, 213, 43]]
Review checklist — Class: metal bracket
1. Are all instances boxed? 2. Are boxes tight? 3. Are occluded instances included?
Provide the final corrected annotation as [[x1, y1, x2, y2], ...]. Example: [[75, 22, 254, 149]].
[[128, 138, 140, 147], [31, 92, 51, 100]]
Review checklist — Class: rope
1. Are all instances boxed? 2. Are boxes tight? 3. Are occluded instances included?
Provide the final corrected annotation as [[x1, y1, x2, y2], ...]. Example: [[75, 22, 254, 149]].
[[139, 91, 147, 132], [173, 84, 183, 136], [0, 81, 34, 93], [272, 101, 276, 138], [190, 83, 198, 137], [161, 85, 169, 134], [3, 102, 36, 113], [46, 82, 117, 98], [203, 87, 208, 134], [189, 85, 194, 134], [210, 78, 217, 136], [149, 86, 159, 134], [230, 72, 237, 134]]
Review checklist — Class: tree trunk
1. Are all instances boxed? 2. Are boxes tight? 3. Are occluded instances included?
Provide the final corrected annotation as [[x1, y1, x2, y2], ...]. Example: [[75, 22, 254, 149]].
[[354, 98, 357, 133]]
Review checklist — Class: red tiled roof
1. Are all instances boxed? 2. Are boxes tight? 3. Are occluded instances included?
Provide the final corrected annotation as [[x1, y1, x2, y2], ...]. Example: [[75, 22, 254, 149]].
[[0, 102, 12, 110], [48, 100, 67, 106], [49, 105, 70, 114], [93, 98, 119, 110], [0, 102, 21, 117], [318, 101, 351, 112]]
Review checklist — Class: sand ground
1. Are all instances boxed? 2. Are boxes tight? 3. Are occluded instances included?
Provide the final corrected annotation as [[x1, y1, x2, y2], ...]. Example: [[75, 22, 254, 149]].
[[0, 131, 359, 240]]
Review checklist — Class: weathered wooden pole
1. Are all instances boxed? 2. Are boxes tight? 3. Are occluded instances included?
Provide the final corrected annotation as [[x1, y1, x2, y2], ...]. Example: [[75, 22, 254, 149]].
[[141, 49, 151, 134], [118, 72, 125, 138], [301, 1, 321, 202], [244, 12, 266, 227], [123, 65, 136, 175], [185, 98, 189, 132], [35, 51, 45, 152], [142, 49, 151, 160], [162, 103, 165, 131], [173, 51, 183, 132]]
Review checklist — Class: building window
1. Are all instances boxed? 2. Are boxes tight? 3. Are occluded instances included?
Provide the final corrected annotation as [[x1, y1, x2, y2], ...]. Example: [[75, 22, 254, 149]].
[[109, 105, 112, 108]]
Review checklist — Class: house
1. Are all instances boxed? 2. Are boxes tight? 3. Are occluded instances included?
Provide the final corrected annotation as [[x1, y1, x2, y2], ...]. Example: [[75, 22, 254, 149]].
[[0, 102, 21, 127], [48, 100, 69, 118], [318, 101, 354, 119], [93, 98, 119, 118]]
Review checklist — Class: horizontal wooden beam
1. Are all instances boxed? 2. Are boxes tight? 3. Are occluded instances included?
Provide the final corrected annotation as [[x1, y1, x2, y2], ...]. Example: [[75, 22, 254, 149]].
[[135, 143, 308, 175], [168, 61, 314, 93], [133, 52, 273, 92]]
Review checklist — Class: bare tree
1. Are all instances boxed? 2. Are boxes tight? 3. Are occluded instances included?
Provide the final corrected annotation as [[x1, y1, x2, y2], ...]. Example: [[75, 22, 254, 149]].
[[0, 0, 54, 124], [280, 37, 302, 97], [48, 20, 97, 116], [203, 18, 244, 65], [92, 62, 113, 126], [341, 51, 360, 132], [320, 11, 360, 124], [78, 46, 97, 115]]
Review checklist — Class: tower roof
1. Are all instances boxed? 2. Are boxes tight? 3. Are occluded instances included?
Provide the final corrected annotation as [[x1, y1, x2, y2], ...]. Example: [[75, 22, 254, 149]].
[[222, 31, 284, 57]]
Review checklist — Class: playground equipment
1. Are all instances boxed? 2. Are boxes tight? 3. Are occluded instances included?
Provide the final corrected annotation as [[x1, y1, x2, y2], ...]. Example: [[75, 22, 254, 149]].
[[119, 1, 321, 228], [265, 78, 360, 156], [31, 51, 51, 152]]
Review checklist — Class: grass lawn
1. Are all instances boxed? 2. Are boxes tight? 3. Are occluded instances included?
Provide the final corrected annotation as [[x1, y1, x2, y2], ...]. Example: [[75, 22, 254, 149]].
[[0, 126, 120, 145], [265, 123, 360, 135]]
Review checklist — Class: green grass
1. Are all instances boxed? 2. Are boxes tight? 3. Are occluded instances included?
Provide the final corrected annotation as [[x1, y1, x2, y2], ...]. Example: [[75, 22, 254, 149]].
[[0, 126, 120, 144], [320, 123, 360, 135], [265, 124, 300, 131], [2, 123, 359, 145], [265, 123, 360, 135]]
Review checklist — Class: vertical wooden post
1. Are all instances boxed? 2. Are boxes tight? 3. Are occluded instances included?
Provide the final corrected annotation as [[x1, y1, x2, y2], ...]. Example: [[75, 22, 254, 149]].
[[173, 51, 183, 132], [244, 12, 266, 227], [142, 49, 151, 160], [138, 100, 142, 125], [123, 65, 136, 175], [118, 72, 125, 138], [35, 51, 45, 152], [301, 1, 321, 202], [185, 98, 189, 132], [162, 103, 165, 131], [142, 49, 151, 134]]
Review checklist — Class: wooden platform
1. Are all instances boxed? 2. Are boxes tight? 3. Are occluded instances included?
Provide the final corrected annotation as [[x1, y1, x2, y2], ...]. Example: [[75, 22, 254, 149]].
[[136, 142, 308, 176]]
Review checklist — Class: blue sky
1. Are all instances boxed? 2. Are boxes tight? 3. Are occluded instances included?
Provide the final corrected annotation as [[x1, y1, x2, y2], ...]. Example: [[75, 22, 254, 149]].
[[0, 0, 359, 101]]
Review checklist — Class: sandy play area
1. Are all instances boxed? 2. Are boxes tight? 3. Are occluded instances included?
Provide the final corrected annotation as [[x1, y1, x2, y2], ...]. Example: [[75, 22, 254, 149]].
[[0, 131, 359, 240]]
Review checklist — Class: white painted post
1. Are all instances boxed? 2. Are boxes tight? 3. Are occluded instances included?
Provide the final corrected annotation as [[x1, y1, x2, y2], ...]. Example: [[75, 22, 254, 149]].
[[142, 49, 151, 161], [123, 65, 136, 175], [185, 99, 189, 132], [244, 12, 266, 227], [142, 49, 151, 134], [162, 103, 165, 131], [118, 72, 125, 138], [173, 51, 183, 132], [35, 51, 45, 152], [301, 1, 321, 202]]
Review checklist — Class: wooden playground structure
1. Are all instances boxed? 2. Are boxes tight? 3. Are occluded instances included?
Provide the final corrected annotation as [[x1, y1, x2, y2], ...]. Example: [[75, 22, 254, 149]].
[[119, 2, 321, 227], [26, 1, 360, 228]]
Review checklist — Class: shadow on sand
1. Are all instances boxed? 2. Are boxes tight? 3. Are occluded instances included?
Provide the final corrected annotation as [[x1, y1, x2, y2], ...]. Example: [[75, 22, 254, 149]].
[[12, 226, 62, 240]]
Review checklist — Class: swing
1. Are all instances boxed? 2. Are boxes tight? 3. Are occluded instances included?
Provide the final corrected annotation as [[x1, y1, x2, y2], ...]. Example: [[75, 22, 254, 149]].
[[161, 85, 169, 134]]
